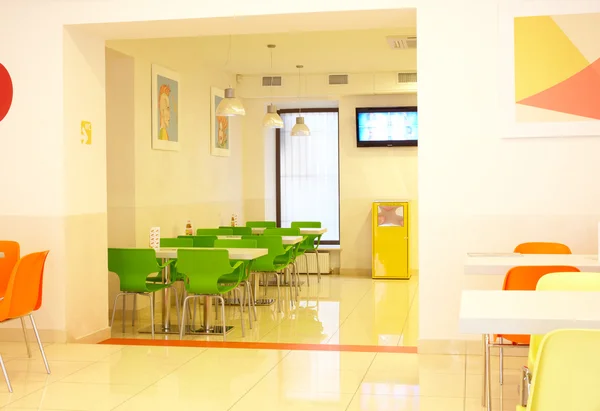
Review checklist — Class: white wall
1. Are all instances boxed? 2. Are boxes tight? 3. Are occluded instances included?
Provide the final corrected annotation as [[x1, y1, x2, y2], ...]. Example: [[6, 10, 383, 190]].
[[3, 0, 599, 344], [339, 94, 418, 274], [105, 40, 245, 245]]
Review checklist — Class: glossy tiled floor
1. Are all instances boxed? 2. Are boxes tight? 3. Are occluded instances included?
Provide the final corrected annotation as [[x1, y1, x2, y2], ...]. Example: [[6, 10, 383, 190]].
[[0, 341, 523, 410], [110, 275, 419, 347]]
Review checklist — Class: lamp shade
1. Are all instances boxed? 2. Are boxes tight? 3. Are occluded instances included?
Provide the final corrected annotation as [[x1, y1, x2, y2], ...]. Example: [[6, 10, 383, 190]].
[[291, 116, 310, 136], [216, 87, 246, 116], [262, 104, 283, 128]]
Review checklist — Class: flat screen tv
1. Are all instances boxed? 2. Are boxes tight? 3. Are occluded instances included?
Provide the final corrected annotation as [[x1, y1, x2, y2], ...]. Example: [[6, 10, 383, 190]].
[[356, 106, 418, 147]]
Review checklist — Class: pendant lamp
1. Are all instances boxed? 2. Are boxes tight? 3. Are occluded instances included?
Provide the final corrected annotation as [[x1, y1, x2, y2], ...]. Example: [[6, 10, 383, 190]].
[[291, 64, 310, 136], [216, 35, 245, 117], [262, 45, 284, 129]]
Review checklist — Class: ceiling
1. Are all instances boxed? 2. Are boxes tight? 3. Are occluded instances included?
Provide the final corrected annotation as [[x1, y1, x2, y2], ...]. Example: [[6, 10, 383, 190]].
[[107, 28, 417, 75], [79, 9, 416, 40]]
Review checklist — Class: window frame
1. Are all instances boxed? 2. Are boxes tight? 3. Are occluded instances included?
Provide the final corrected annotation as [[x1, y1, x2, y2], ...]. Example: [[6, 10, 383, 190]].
[[275, 108, 341, 245]]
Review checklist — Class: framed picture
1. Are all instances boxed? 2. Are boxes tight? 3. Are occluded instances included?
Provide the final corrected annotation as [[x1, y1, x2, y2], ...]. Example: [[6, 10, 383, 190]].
[[151, 64, 180, 150], [210, 87, 230, 157], [498, 3, 600, 139]]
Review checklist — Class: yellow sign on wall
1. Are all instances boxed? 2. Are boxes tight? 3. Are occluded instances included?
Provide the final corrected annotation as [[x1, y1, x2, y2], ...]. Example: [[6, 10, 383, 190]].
[[81, 121, 92, 145]]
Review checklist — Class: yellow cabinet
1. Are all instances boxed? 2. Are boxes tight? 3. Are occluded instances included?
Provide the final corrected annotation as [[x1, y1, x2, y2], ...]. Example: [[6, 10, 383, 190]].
[[372, 201, 410, 279]]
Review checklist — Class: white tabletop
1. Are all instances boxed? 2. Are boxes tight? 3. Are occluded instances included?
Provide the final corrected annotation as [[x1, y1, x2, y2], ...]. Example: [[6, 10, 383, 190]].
[[464, 253, 600, 275], [459, 290, 600, 335], [251, 227, 328, 235], [217, 235, 303, 245], [155, 247, 267, 260]]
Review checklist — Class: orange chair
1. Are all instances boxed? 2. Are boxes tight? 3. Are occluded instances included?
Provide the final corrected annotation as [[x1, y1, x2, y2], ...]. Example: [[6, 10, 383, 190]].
[[0, 251, 51, 392], [0, 241, 20, 296], [514, 242, 571, 254], [485, 265, 579, 407]]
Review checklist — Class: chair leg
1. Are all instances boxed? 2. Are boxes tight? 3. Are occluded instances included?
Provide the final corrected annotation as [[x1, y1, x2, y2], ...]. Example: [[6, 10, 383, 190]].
[[20, 317, 32, 358], [275, 273, 282, 313], [149, 293, 155, 339], [218, 295, 226, 341], [29, 314, 50, 374], [132, 294, 137, 326], [315, 249, 321, 283], [192, 298, 197, 329], [172, 286, 181, 327], [180, 296, 190, 340], [294, 262, 300, 297], [0, 354, 12, 393], [236, 288, 246, 337], [244, 282, 253, 329], [110, 293, 125, 329], [122, 293, 127, 333], [304, 254, 310, 287]]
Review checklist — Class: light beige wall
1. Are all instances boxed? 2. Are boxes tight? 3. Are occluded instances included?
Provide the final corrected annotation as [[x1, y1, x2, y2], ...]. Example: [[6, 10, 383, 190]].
[[241, 95, 417, 273], [105, 40, 245, 245], [339, 94, 418, 274]]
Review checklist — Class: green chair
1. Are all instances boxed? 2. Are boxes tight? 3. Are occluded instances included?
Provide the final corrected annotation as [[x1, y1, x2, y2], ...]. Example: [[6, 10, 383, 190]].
[[178, 235, 217, 247], [292, 221, 324, 283], [214, 239, 258, 326], [176, 249, 245, 340], [246, 221, 277, 228], [196, 228, 233, 235], [108, 248, 180, 338], [264, 228, 302, 292], [253, 236, 295, 312], [143, 237, 193, 321], [219, 226, 252, 235]]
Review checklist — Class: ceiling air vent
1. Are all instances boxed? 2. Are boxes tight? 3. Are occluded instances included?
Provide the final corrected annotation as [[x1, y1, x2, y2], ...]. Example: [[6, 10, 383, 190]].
[[398, 72, 417, 83], [386, 36, 417, 50], [328, 74, 349, 85], [262, 76, 282, 86]]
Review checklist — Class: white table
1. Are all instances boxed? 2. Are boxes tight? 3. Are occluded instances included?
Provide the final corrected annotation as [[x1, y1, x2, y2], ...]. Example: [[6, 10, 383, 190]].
[[464, 253, 600, 275], [151, 247, 268, 335], [460, 290, 600, 410], [250, 227, 328, 236], [216, 235, 303, 245]]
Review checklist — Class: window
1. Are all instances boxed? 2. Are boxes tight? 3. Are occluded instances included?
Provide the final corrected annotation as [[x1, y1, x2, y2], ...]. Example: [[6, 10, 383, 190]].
[[276, 109, 340, 244]]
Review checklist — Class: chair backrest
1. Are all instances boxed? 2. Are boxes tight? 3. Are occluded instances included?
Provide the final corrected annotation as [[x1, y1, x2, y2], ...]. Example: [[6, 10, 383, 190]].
[[219, 226, 252, 235], [160, 237, 193, 248], [514, 242, 571, 254], [107, 248, 162, 292], [213, 239, 257, 249], [527, 329, 600, 411], [176, 249, 238, 294], [196, 228, 233, 236], [528, 272, 600, 369], [0, 241, 20, 297], [252, 236, 286, 271], [0, 251, 49, 321], [500, 265, 580, 344], [291, 221, 321, 228], [246, 221, 277, 228], [263, 228, 300, 236]]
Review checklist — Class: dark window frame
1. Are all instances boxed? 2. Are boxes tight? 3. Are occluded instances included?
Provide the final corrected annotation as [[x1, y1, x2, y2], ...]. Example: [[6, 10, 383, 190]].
[[275, 108, 340, 245]]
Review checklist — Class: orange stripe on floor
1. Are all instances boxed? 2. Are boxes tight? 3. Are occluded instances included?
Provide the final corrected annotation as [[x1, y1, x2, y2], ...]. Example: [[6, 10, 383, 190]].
[[99, 338, 418, 353]]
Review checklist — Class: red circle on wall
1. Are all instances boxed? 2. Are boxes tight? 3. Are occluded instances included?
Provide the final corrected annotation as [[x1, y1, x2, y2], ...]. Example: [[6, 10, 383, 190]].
[[0, 63, 14, 122]]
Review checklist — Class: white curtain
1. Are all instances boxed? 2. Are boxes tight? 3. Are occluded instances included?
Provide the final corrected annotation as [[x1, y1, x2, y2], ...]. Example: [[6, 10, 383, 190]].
[[279, 111, 339, 242]]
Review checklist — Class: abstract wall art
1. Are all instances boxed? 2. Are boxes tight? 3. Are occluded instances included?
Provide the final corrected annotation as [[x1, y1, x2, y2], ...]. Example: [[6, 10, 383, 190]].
[[210, 87, 230, 157], [498, 5, 600, 138], [151, 64, 180, 151]]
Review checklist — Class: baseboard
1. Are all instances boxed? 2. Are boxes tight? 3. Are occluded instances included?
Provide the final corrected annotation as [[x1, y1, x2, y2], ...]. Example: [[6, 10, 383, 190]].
[[340, 269, 371, 277], [0, 327, 67, 344], [71, 327, 111, 344], [418, 338, 528, 357]]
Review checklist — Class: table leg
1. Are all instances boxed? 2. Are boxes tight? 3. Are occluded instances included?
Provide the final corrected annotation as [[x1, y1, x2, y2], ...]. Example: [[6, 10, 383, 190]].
[[162, 263, 171, 331], [484, 334, 492, 411], [203, 296, 213, 331], [482, 334, 486, 407]]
